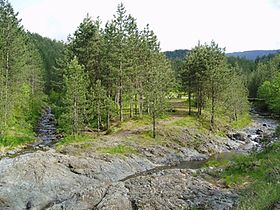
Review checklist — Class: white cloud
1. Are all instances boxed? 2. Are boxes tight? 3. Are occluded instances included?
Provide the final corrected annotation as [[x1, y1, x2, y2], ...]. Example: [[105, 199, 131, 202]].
[[10, 0, 280, 52]]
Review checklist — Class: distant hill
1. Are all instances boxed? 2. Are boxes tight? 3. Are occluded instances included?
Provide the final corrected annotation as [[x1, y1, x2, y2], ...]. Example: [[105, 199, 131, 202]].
[[164, 49, 280, 60], [226, 50, 280, 60], [164, 49, 189, 60]]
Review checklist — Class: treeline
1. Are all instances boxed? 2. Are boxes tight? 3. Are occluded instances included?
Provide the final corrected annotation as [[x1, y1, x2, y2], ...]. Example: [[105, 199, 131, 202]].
[[180, 42, 249, 129], [227, 53, 280, 109], [29, 33, 65, 94], [257, 54, 280, 113], [55, 4, 173, 137], [0, 0, 45, 137], [0, 0, 64, 142]]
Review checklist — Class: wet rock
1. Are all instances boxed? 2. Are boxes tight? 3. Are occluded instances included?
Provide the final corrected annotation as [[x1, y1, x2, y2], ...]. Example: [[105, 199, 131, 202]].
[[227, 132, 247, 142], [256, 129, 263, 135], [233, 132, 247, 141], [26, 201, 32, 209]]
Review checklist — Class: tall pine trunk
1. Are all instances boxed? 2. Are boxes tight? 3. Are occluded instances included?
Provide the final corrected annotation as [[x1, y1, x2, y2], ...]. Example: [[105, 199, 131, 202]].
[[188, 90, 191, 115], [134, 94, 138, 116], [139, 94, 143, 118], [129, 95, 133, 118], [97, 105, 100, 135], [152, 111, 156, 138], [210, 86, 215, 131], [74, 99, 78, 134], [4, 51, 9, 127], [119, 62, 123, 122]]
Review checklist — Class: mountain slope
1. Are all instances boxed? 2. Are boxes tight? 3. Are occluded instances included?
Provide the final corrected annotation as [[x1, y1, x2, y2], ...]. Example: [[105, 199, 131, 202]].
[[227, 50, 280, 60], [165, 49, 280, 60]]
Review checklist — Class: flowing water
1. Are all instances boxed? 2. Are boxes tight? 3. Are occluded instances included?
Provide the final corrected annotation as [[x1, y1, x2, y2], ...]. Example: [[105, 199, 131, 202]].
[[121, 113, 279, 181], [1, 107, 58, 159], [35, 107, 58, 147]]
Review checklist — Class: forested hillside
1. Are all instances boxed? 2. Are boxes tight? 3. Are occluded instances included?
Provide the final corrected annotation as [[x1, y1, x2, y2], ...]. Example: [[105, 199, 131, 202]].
[[0, 0, 64, 146]]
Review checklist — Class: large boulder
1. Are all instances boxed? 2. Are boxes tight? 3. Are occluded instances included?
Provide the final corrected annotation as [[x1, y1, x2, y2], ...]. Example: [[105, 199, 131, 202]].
[[0, 150, 155, 210]]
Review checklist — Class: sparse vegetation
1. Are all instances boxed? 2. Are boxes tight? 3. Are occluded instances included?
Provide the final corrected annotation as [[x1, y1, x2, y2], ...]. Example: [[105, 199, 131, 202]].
[[97, 145, 137, 155], [56, 134, 96, 148]]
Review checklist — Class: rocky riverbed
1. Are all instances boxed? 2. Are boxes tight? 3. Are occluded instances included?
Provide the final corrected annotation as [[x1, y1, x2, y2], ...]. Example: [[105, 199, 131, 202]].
[[0, 113, 278, 209]]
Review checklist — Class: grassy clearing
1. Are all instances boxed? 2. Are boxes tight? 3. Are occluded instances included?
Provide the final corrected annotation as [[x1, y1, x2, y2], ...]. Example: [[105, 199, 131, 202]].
[[97, 144, 138, 155], [211, 143, 280, 209], [56, 133, 96, 149], [125, 129, 171, 147]]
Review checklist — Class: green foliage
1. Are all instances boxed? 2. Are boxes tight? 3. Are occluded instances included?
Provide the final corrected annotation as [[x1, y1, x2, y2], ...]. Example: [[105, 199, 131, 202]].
[[238, 181, 280, 210], [230, 113, 251, 129], [218, 143, 280, 209], [60, 58, 88, 134], [0, 135, 34, 148], [0, 1, 47, 145], [275, 125, 280, 138], [181, 41, 249, 130], [53, 4, 174, 136], [249, 54, 280, 98], [258, 72, 280, 114], [28, 33, 65, 93]]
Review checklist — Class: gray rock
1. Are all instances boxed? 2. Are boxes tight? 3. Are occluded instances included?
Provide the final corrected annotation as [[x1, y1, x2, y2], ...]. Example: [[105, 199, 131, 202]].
[[0, 151, 155, 210], [123, 169, 238, 210], [232, 132, 247, 141]]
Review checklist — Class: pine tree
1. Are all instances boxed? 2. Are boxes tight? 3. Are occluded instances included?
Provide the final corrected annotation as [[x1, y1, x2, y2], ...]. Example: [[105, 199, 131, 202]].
[[61, 57, 88, 134], [144, 54, 173, 138], [89, 80, 108, 134]]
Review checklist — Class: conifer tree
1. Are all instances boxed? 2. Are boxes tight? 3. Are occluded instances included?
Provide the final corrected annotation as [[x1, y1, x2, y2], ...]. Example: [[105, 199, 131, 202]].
[[145, 54, 173, 138], [89, 80, 108, 134], [61, 57, 88, 134]]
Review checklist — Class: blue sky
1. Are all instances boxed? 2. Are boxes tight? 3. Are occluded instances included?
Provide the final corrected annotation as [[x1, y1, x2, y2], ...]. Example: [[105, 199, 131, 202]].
[[9, 0, 280, 52]]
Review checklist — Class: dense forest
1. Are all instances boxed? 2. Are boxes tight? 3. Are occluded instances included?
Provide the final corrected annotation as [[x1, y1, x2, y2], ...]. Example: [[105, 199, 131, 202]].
[[0, 0, 64, 146], [1, 0, 280, 142]]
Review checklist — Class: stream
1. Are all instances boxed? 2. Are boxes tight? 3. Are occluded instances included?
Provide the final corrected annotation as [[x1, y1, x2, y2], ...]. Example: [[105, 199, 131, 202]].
[[2, 107, 58, 159], [121, 112, 279, 181], [35, 106, 58, 147]]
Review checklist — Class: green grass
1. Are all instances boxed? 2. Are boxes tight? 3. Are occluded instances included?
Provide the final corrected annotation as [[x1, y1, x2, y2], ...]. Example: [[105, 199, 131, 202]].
[[126, 129, 170, 147], [97, 144, 138, 155], [56, 133, 96, 148], [214, 143, 280, 209], [0, 135, 35, 148], [231, 113, 252, 129], [0, 125, 36, 149], [275, 124, 280, 138], [171, 115, 198, 127]]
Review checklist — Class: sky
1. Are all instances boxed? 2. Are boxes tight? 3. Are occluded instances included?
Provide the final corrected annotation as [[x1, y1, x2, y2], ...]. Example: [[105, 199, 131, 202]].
[[9, 0, 280, 52]]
